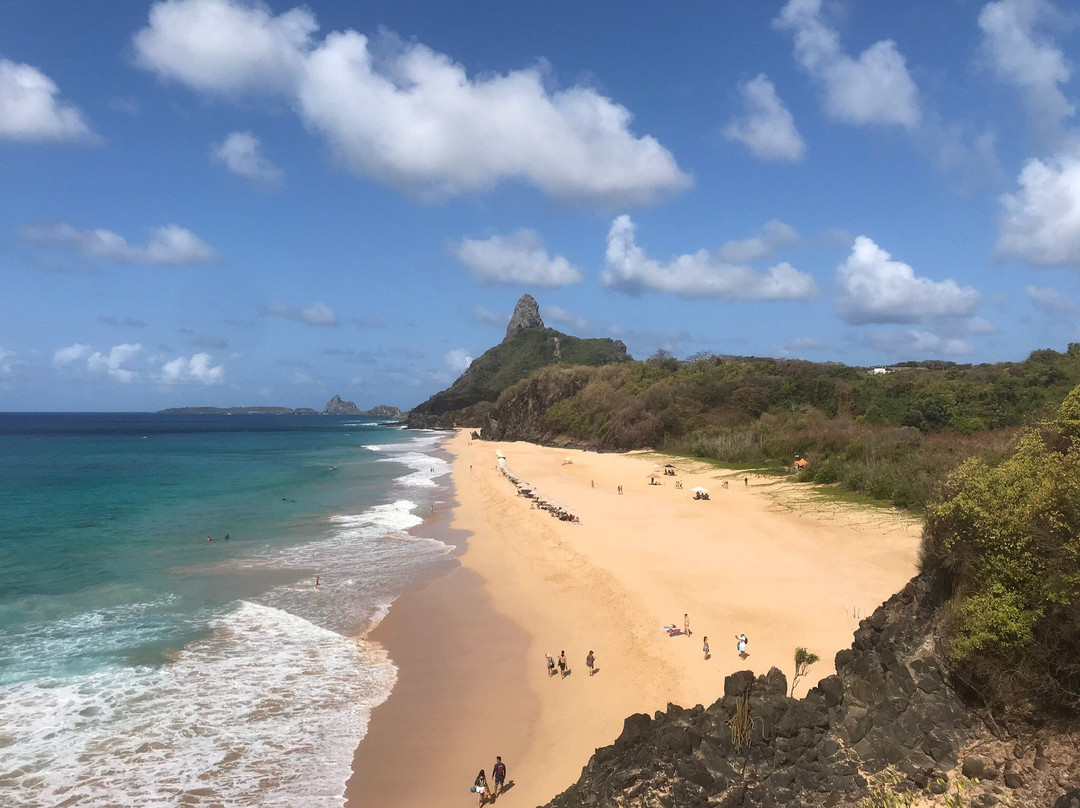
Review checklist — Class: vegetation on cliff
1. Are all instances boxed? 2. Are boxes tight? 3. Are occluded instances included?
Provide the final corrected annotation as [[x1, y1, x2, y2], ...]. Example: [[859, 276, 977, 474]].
[[922, 385, 1080, 716], [483, 345, 1080, 511], [407, 326, 629, 428]]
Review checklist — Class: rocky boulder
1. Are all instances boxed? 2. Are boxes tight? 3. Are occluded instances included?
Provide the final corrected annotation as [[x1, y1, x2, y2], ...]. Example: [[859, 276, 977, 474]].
[[505, 293, 544, 340], [323, 395, 362, 415]]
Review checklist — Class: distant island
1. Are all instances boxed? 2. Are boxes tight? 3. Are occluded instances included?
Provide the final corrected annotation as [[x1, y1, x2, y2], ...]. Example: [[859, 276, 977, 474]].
[[158, 396, 404, 418]]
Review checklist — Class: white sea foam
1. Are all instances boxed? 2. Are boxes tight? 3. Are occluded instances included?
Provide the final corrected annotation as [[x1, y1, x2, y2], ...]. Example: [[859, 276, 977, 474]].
[[0, 601, 393, 808]]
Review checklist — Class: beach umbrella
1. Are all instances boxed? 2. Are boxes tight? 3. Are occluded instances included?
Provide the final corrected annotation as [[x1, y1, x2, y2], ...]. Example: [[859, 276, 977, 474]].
[[648, 472, 662, 479], [664, 463, 676, 468], [691, 486, 709, 493]]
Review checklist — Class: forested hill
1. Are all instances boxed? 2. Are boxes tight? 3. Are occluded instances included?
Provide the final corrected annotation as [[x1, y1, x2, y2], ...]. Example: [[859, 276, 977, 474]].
[[480, 345, 1080, 510]]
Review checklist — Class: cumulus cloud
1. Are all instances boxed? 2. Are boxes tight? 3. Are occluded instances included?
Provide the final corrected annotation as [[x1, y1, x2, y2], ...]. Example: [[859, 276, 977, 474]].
[[543, 305, 590, 333], [54, 343, 93, 365], [977, 0, 1074, 137], [601, 215, 818, 301], [445, 348, 473, 373], [474, 306, 508, 327], [866, 330, 974, 358], [159, 352, 225, 384], [453, 230, 583, 288], [0, 57, 95, 141], [133, 0, 316, 94], [20, 222, 218, 265], [56, 343, 143, 382], [718, 220, 799, 263], [966, 317, 998, 334], [773, 0, 920, 129], [1026, 284, 1079, 313], [998, 148, 1080, 266], [211, 131, 283, 186], [724, 74, 806, 162], [133, 0, 690, 205], [835, 236, 980, 324], [263, 300, 339, 326]]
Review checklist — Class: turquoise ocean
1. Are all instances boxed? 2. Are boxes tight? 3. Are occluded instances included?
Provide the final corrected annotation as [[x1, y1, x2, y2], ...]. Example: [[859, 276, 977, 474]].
[[0, 413, 454, 807]]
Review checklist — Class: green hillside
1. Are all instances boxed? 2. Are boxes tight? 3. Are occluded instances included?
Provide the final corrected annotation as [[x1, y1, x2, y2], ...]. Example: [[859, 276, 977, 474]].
[[406, 326, 630, 428]]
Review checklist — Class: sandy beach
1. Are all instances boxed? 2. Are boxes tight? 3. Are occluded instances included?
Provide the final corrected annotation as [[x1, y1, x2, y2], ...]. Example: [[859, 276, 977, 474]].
[[347, 432, 921, 807]]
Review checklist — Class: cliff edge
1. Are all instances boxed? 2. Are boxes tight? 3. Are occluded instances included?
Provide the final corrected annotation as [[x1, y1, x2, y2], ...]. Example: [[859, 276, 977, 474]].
[[545, 571, 1079, 807]]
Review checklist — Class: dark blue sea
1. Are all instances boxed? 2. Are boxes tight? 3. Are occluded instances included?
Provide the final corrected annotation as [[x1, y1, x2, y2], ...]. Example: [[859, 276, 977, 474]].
[[0, 413, 453, 807]]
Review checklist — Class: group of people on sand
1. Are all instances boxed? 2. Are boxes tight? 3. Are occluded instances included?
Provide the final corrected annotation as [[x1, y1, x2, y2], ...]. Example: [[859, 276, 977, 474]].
[[546, 649, 597, 678], [701, 633, 749, 660], [471, 756, 507, 806]]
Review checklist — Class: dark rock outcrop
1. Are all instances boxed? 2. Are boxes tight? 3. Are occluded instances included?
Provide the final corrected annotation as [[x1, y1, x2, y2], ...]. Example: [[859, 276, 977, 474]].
[[323, 395, 362, 415], [545, 572, 1080, 807], [505, 293, 544, 339], [366, 404, 403, 418]]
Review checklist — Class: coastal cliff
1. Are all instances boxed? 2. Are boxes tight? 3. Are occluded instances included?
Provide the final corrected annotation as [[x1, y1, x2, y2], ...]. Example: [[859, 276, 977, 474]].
[[545, 571, 1080, 807]]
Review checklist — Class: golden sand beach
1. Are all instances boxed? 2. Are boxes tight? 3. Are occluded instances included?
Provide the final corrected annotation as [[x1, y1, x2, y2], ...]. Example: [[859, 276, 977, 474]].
[[347, 431, 921, 807]]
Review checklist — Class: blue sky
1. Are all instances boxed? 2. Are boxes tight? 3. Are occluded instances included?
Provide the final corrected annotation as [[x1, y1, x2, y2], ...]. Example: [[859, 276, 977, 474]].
[[3, 0, 1080, 411]]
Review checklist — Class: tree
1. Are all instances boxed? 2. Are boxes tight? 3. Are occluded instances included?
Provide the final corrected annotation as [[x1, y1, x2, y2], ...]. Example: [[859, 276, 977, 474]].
[[791, 647, 820, 696]]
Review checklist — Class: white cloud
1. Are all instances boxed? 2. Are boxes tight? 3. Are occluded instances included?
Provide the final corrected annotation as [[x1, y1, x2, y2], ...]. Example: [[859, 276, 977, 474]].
[[133, 0, 316, 94], [21, 223, 217, 265], [445, 349, 473, 374], [211, 131, 283, 186], [159, 352, 225, 384], [867, 330, 974, 358], [474, 306, 508, 327], [453, 230, 583, 287], [998, 148, 1080, 266], [264, 300, 339, 326], [773, 0, 921, 129], [1026, 284, 1079, 313], [0, 57, 95, 141], [0, 348, 15, 374], [718, 220, 800, 263], [724, 74, 806, 162], [779, 336, 826, 355], [835, 236, 980, 324], [543, 305, 590, 333], [966, 317, 998, 334], [86, 344, 143, 383], [54, 343, 92, 365], [977, 0, 1073, 136], [601, 215, 818, 301], [134, 0, 691, 205]]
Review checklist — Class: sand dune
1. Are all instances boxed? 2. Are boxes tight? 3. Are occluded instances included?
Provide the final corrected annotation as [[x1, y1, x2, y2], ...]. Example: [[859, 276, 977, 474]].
[[348, 432, 920, 807]]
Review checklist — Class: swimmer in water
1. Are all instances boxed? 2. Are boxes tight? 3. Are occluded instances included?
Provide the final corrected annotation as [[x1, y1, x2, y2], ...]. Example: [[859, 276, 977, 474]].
[[206, 536, 212, 541], [224, 533, 229, 541]]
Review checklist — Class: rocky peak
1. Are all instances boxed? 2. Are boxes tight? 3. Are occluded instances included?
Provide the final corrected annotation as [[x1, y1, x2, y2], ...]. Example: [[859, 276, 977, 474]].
[[505, 294, 544, 340], [323, 395, 362, 415]]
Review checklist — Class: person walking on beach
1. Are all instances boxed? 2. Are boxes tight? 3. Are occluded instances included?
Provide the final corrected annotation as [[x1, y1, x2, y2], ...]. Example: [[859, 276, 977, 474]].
[[736, 633, 749, 659], [558, 650, 567, 677], [744, 476, 749, 486], [492, 756, 506, 796], [684, 613, 690, 637], [703, 636, 710, 660], [586, 650, 595, 675], [547, 652, 556, 677], [473, 770, 488, 806]]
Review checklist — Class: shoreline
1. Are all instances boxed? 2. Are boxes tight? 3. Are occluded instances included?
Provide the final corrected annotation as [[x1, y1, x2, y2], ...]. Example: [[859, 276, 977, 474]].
[[346, 432, 923, 807], [346, 452, 538, 807]]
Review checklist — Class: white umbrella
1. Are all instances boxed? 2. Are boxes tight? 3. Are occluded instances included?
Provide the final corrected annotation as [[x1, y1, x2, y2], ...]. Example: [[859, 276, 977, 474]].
[[691, 486, 709, 493]]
